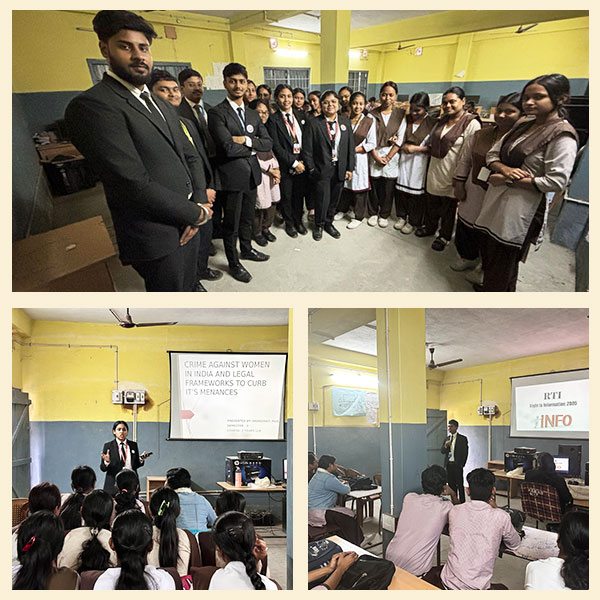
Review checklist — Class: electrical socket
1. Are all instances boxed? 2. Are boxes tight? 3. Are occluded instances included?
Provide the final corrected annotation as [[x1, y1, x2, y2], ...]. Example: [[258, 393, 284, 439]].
[[382, 513, 396, 532], [308, 401, 320, 411], [112, 390, 122, 404]]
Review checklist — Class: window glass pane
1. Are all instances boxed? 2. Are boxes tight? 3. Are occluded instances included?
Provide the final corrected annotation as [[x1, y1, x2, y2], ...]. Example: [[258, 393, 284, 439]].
[[86, 59, 191, 85]]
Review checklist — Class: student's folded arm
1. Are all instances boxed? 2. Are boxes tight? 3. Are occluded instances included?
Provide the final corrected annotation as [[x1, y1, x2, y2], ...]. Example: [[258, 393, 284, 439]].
[[207, 110, 252, 158], [251, 121, 273, 153], [532, 135, 578, 194]]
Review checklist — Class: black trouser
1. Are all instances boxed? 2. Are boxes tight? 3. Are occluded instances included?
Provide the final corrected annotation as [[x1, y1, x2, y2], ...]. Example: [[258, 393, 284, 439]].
[[195, 218, 213, 277], [211, 191, 224, 239], [313, 175, 344, 227], [325, 509, 364, 546], [222, 188, 255, 266], [395, 189, 425, 226], [338, 189, 369, 220], [480, 235, 521, 292], [131, 233, 200, 292], [253, 205, 276, 236], [423, 193, 458, 240], [455, 218, 481, 261], [279, 171, 306, 228], [368, 177, 396, 218], [446, 463, 465, 503]]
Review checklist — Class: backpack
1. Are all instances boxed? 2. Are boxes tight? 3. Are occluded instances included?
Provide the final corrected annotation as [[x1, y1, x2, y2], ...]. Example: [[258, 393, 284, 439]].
[[346, 476, 377, 491], [337, 555, 396, 590], [502, 506, 526, 532], [308, 539, 343, 572]]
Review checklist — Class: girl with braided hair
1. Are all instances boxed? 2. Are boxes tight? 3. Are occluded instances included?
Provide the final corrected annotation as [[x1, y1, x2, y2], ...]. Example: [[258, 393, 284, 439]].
[[59, 465, 97, 530], [93, 509, 175, 590], [147, 486, 191, 576], [58, 489, 116, 572], [209, 511, 278, 590], [12, 511, 79, 589]]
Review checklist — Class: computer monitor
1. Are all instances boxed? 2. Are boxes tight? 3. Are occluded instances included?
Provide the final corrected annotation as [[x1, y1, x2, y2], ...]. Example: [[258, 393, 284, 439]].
[[283, 458, 288, 482], [554, 456, 570, 475]]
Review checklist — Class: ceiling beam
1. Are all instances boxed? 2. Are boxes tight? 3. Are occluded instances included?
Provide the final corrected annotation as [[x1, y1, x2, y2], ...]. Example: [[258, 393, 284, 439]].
[[229, 10, 306, 31]]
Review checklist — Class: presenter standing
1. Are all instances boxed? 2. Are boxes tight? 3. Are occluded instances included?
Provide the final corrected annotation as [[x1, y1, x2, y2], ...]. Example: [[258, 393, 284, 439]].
[[100, 420, 148, 494], [440, 419, 468, 503]]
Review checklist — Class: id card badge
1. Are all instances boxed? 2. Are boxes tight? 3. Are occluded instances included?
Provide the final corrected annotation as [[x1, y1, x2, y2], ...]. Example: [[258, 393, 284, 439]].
[[332, 149, 338, 162], [477, 166, 492, 182], [293, 142, 301, 154]]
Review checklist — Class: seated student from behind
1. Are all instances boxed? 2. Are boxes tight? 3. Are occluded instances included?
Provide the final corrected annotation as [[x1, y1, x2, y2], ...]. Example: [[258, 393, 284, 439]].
[[386, 465, 458, 576], [439, 468, 521, 590], [524, 452, 573, 514], [308, 455, 351, 510]]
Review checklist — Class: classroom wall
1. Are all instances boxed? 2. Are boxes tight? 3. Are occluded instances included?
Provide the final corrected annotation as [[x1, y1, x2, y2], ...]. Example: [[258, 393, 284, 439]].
[[16, 316, 290, 517], [438, 346, 589, 478]]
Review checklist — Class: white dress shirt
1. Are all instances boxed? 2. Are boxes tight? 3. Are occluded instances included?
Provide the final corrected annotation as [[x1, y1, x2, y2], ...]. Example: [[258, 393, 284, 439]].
[[106, 70, 165, 121]]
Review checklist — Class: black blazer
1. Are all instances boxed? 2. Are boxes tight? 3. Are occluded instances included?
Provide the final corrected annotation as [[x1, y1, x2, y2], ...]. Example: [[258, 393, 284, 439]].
[[208, 99, 272, 192], [64, 74, 205, 264], [265, 108, 308, 173], [180, 116, 214, 190], [303, 114, 355, 180], [440, 432, 469, 469], [100, 439, 144, 494], [178, 99, 216, 158]]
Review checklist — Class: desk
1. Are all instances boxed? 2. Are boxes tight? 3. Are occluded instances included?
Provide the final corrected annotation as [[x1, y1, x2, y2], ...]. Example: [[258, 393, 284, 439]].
[[346, 487, 382, 528], [216, 481, 286, 493], [490, 471, 524, 509], [327, 535, 439, 590]]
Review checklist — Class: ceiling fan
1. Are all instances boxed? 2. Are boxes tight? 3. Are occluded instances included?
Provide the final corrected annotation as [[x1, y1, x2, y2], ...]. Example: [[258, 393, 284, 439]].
[[109, 309, 177, 328], [427, 346, 463, 370]]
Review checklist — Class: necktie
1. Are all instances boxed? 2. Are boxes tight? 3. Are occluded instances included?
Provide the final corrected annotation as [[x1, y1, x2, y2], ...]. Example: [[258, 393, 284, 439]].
[[237, 106, 245, 128], [140, 92, 171, 139], [328, 121, 335, 135], [120, 443, 126, 464], [286, 113, 293, 127], [193, 104, 206, 123], [180, 120, 196, 148]]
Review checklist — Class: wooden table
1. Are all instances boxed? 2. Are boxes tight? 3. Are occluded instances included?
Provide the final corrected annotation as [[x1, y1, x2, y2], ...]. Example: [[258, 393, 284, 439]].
[[490, 470, 525, 509], [216, 481, 286, 493], [345, 486, 382, 528], [327, 535, 439, 590]]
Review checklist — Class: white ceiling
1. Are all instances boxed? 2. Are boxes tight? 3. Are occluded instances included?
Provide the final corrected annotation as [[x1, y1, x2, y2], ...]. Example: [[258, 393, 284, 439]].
[[312, 308, 589, 369], [184, 10, 444, 34], [22, 308, 289, 327]]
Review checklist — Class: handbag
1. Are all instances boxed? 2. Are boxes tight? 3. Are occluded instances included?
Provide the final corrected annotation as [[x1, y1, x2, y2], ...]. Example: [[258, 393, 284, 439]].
[[337, 555, 396, 590]]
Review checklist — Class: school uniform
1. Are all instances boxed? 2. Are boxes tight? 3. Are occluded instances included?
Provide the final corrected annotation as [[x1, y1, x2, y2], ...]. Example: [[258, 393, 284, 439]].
[[58, 527, 117, 570], [147, 525, 192, 577]]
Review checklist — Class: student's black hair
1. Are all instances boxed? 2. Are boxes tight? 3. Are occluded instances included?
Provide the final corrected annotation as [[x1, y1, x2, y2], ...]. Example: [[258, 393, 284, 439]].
[[293, 87, 306, 98], [223, 62, 248, 80], [319, 90, 339, 104], [308, 90, 321, 100], [247, 79, 256, 87], [308, 452, 318, 465], [256, 83, 272, 96], [349, 91, 367, 105], [410, 91, 430, 109], [248, 99, 262, 110], [497, 92, 523, 112], [59, 465, 97, 530], [112, 420, 128, 432], [13, 511, 65, 590], [368, 96, 376, 102], [216, 490, 247, 516], [448, 419, 459, 427], [522, 73, 571, 118], [380, 81, 398, 94], [78, 489, 114, 573], [28, 482, 61, 514], [421, 465, 448, 496], [166, 467, 192, 490], [274, 84, 294, 99], [537, 452, 557, 473], [559, 511, 588, 590], [318, 454, 336, 469], [213, 511, 265, 590], [92, 11, 157, 44], [114, 468, 140, 515], [150, 69, 178, 90], [339, 85, 354, 95], [178, 67, 202, 86], [466, 468, 495, 501], [443, 86, 466, 100], [112, 509, 154, 590], [150, 487, 180, 569]]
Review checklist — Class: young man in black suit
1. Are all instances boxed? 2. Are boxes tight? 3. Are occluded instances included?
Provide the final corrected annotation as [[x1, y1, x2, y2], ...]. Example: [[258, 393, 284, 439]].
[[64, 10, 212, 291], [441, 419, 469, 503], [303, 90, 355, 240], [266, 83, 309, 239], [149, 69, 223, 291], [208, 63, 272, 283]]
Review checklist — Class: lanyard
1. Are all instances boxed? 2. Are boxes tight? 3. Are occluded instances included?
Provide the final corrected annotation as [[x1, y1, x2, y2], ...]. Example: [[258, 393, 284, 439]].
[[283, 113, 298, 142], [326, 119, 339, 143]]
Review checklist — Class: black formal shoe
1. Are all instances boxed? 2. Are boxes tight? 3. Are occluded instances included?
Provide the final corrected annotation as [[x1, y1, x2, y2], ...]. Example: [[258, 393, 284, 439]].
[[285, 224, 298, 238], [229, 263, 252, 283], [208, 242, 217, 256], [263, 229, 277, 243], [192, 280, 208, 292], [198, 267, 223, 281], [313, 226, 323, 241], [254, 234, 268, 247], [414, 227, 434, 238], [296, 222, 308, 235], [241, 248, 270, 262], [431, 236, 449, 251], [324, 223, 341, 239]]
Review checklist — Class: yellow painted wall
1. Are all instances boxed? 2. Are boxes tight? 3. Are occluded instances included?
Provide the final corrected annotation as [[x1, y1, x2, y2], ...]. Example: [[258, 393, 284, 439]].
[[439, 347, 589, 427], [19, 320, 290, 423], [12, 309, 33, 390]]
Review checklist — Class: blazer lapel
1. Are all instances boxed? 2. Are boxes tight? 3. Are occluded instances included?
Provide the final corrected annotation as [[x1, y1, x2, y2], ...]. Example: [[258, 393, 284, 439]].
[[276, 112, 294, 149], [319, 117, 334, 148], [222, 100, 245, 135]]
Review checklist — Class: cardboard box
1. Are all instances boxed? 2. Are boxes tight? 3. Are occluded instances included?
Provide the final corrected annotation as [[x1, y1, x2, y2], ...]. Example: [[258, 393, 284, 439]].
[[13, 216, 117, 292], [36, 142, 83, 163]]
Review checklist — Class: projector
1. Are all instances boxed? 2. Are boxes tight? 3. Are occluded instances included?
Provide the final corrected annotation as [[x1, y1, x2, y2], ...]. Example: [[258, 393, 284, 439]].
[[237, 451, 263, 460], [514, 447, 536, 454]]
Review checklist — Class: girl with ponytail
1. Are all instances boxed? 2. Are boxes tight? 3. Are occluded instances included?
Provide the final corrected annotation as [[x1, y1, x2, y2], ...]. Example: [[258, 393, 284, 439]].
[[148, 486, 191, 576], [209, 511, 278, 590], [58, 489, 116, 572], [13, 511, 79, 589], [525, 511, 588, 589], [93, 509, 175, 590], [114, 468, 144, 516], [59, 465, 96, 530]]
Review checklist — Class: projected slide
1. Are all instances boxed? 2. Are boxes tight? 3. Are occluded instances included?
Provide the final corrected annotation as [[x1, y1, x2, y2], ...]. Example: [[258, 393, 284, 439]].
[[511, 369, 589, 439], [169, 352, 286, 440]]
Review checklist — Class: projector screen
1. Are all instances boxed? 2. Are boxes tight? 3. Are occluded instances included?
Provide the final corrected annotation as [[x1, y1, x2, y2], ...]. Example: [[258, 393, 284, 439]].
[[169, 352, 287, 440], [510, 369, 589, 439]]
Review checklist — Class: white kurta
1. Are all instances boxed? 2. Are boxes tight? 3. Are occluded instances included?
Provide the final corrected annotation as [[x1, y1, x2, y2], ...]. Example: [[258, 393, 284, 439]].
[[344, 114, 376, 192], [369, 114, 407, 179], [396, 121, 431, 195]]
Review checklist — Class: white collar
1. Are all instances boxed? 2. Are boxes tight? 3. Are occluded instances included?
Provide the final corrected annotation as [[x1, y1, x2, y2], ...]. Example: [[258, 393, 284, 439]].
[[185, 96, 204, 109], [227, 97, 245, 112], [106, 70, 149, 99], [317, 467, 332, 474]]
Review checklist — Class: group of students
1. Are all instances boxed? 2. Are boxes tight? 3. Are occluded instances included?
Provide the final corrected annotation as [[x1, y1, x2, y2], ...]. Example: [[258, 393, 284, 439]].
[[12, 465, 279, 590]]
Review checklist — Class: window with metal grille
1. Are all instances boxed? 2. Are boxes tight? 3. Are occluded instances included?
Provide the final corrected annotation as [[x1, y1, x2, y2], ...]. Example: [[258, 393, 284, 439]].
[[86, 59, 192, 85], [263, 67, 310, 91], [348, 70, 368, 95]]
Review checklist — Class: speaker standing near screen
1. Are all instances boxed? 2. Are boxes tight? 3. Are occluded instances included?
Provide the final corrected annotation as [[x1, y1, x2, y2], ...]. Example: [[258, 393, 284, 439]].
[[100, 420, 150, 494], [441, 419, 469, 503]]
